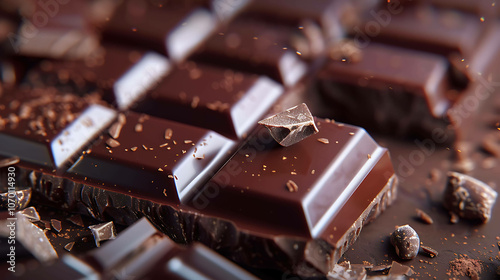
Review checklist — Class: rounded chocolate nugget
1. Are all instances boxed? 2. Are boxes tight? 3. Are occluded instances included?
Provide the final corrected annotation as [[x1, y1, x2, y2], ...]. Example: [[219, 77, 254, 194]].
[[390, 225, 420, 260]]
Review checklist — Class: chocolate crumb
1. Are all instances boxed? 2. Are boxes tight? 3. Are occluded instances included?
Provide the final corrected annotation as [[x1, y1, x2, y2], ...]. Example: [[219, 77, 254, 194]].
[[416, 208, 434, 224], [130, 146, 138, 152], [286, 180, 299, 192], [450, 211, 460, 224], [135, 123, 143, 132]]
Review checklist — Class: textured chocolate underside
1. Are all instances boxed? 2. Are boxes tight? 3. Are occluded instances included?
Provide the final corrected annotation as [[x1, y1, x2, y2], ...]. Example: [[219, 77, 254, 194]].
[[14, 168, 397, 277]]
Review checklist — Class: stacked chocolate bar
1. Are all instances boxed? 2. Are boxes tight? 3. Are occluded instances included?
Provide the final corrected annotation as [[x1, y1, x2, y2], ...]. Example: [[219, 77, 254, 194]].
[[1, 0, 500, 279]]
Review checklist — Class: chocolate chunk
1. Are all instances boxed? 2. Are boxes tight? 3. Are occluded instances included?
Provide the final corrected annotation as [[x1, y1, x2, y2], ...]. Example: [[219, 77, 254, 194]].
[[16, 209, 58, 262], [51, 219, 62, 232], [390, 225, 420, 260], [64, 241, 75, 252], [258, 103, 318, 147], [443, 172, 498, 223], [134, 62, 283, 139], [89, 221, 117, 247], [421, 245, 439, 258], [416, 208, 434, 224]]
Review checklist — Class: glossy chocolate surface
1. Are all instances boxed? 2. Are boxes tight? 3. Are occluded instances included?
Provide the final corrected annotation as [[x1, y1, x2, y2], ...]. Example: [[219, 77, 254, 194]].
[[134, 62, 283, 139], [191, 17, 308, 87], [192, 119, 394, 240], [67, 112, 234, 204]]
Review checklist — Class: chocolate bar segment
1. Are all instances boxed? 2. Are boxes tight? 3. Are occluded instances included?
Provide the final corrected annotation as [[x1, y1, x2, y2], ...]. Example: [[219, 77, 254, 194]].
[[102, 0, 216, 61], [133, 62, 283, 139], [318, 43, 453, 140], [67, 112, 235, 204], [190, 119, 396, 269], [191, 17, 308, 87], [27, 45, 171, 110], [0, 88, 116, 170]]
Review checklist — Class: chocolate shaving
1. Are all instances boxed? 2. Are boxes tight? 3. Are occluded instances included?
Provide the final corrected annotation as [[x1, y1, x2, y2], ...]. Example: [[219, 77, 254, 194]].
[[285, 180, 299, 192], [258, 103, 318, 147], [421, 245, 438, 257], [317, 138, 329, 144]]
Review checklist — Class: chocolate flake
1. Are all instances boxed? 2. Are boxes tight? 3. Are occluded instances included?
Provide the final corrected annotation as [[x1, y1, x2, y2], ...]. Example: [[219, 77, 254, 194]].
[[388, 261, 414, 277], [89, 221, 117, 247], [50, 219, 62, 232], [286, 180, 299, 192], [443, 172, 497, 223], [0, 156, 20, 168], [416, 208, 434, 224], [64, 241, 75, 252], [258, 103, 318, 147]]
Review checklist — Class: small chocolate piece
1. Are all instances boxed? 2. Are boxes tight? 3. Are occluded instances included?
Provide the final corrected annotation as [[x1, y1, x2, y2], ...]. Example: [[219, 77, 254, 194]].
[[0, 185, 31, 210], [258, 103, 318, 147], [416, 208, 434, 224], [16, 208, 58, 262], [88, 221, 117, 247], [64, 241, 75, 252], [449, 211, 460, 224], [421, 245, 439, 258], [51, 219, 62, 232], [19, 206, 40, 221], [390, 225, 420, 260], [443, 172, 497, 223], [67, 214, 84, 227]]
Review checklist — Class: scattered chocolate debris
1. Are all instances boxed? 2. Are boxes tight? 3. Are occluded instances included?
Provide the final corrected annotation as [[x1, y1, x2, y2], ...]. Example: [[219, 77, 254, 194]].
[[64, 241, 75, 252], [416, 208, 434, 224], [50, 219, 62, 232], [67, 214, 84, 227], [448, 257, 482, 280], [0, 156, 20, 168], [390, 224, 420, 260], [106, 138, 120, 148], [285, 180, 299, 192], [443, 172, 497, 223], [317, 138, 329, 144], [89, 221, 117, 247], [19, 206, 41, 221], [258, 103, 318, 147], [421, 245, 438, 258]]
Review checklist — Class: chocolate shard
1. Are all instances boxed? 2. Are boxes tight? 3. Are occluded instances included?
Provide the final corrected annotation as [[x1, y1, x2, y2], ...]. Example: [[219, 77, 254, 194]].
[[19, 206, 41, 221], [16, 209, 58, 262], [258, 103, 318, 147], [443, 172, 497, 223], [51, 219, 62, 232], [388, 261, 415, 277], [67, 214, 85, 227], [88, 221, 117, 247]]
